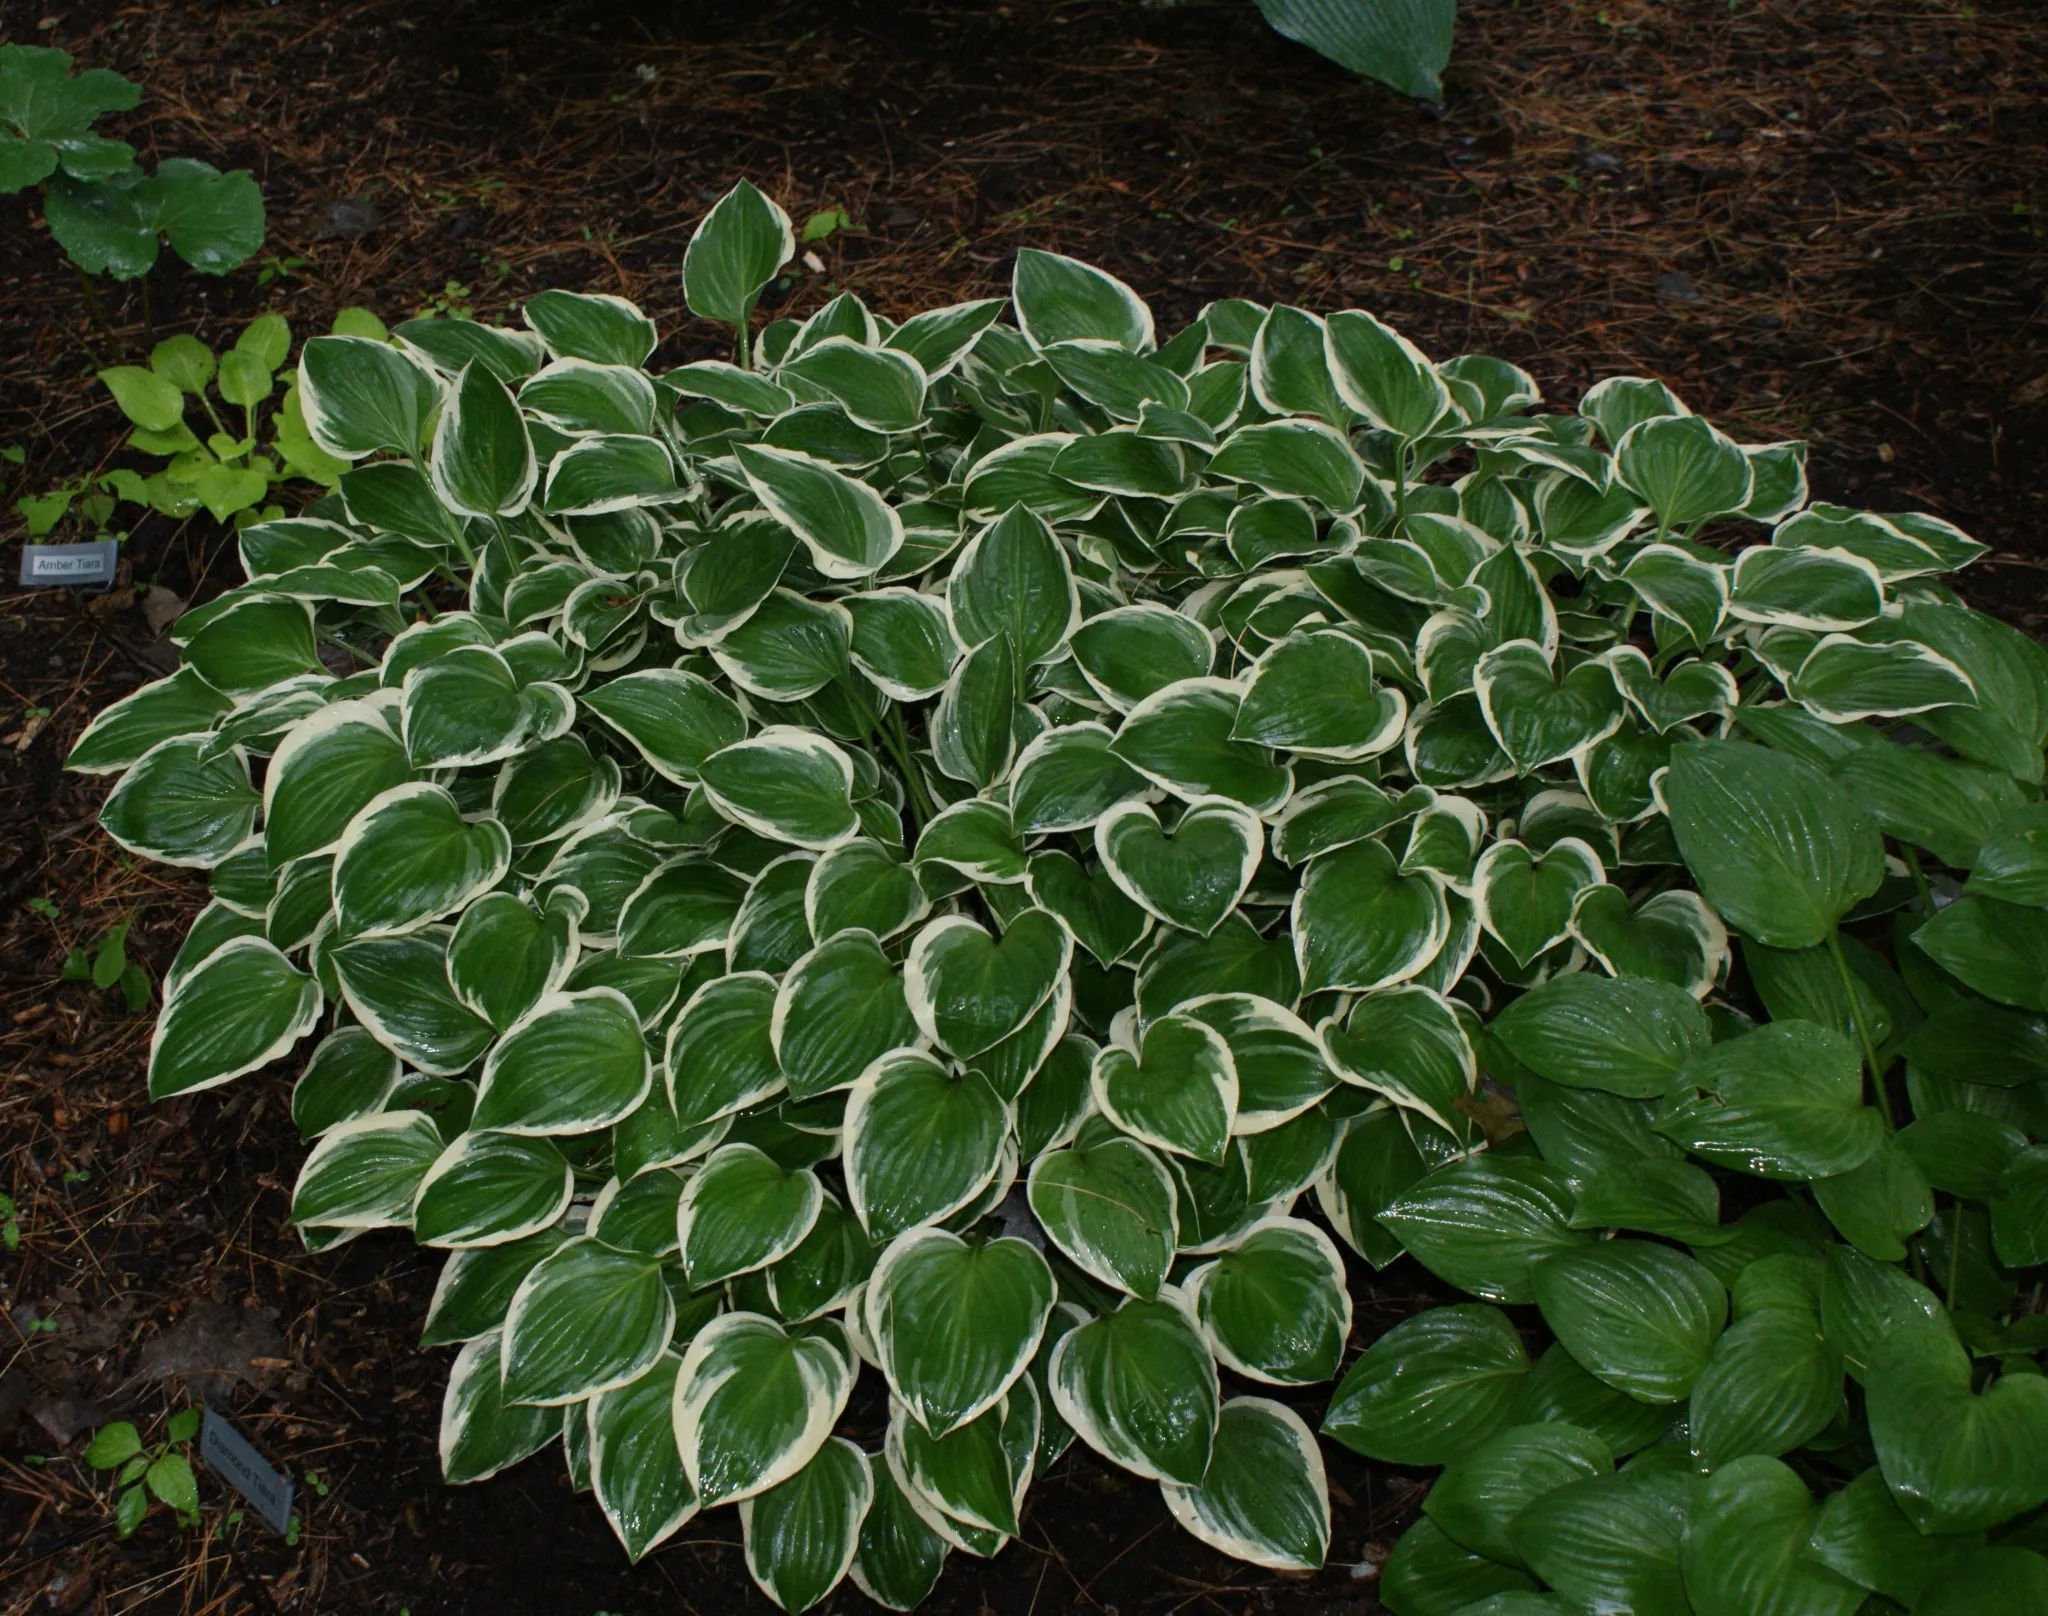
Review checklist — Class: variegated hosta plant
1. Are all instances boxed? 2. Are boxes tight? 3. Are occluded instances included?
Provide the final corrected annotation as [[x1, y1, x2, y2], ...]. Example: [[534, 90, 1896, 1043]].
[[72, 180, 2048, 1612]]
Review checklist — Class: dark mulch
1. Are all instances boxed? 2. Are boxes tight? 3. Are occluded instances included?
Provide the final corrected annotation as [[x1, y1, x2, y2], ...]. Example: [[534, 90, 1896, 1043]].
[[2, 0, 2044, 1610]]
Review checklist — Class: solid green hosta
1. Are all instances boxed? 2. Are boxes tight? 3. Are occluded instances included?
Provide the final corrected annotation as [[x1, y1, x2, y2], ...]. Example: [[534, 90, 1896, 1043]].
[[76, 179, 2048, 1610]]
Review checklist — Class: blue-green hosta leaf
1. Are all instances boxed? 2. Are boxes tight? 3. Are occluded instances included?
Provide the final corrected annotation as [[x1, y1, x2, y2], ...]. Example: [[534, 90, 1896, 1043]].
[[1379, 1155, 1589, 1304], [1662, 739, 1884, 949], [684, 180, 794, 333], [1011, 248, 1154, 353], [429, 361, 535, 517], [1679, 1456, 1868, 1616], [100, 735, 260, 868], [698, 728, 860, 850], [1096, 797, 1261, 938], [1232, 628, 1406, 761], [1068, 604, 1214, 713], [1865, 1326, 2048, 1535], [290, 1108, 443, 1229], [1049, 1296, 1217, 1485], [523, 289, 658, 367], [66, 666, 233, 774], [1027, 1130, 1179, 1298], [843, 588, 958, 701], [1092, 1012, 1238, 1164], [499, 1237, 672, 1405], [674, 1311, 854, 1506], [148, 936, 320, 1099], [578, 668, 746, 786], [1319, 984, 1474, 1136], [298, 334, 439, 459], [739, 1435, 872, 1614], [1292, 836, 1448, 996], [1184, 1218, 1349, 1385], [1473, 641, 1623, 771], [844, 1051, 1007, 1241], [1422, 1421, 1612, 1571], [867, 1228, 1055, 1438], [412, 1130, 573, 1249], [1471, 837, 1603, 968], [1206, 418, 1364, 511], [1324, 308, 1452, 439], [773, 929, 918, 1101], [1533, 1241, 1726, 1407], [677, 1143, 824, 1285], [589, 1354, 698, 1561], [1491, 972, 1711, 1099], [906, 910, 1070, 1060], [331, 782, 511, 940], [439, 1329, 559, 1483], [1655, 1019, 1884, 1180], [1322, 1303, 1529, 1466], [736, 443, 904, 580], [1161, 1396, 1329, 1572], [471, 987, 651, 1134]]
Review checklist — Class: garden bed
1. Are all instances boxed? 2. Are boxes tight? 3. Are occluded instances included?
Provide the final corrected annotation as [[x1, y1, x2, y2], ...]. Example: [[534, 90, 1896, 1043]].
[[2, 0, 2045, 1610]]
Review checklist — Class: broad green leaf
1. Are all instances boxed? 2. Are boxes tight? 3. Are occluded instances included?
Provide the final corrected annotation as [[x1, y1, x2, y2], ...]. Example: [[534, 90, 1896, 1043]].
[[1027, 1132, 1179, 1298], [1012, 248, 1154, 354], [1655, 1019, 1884, 1180], [439, 1329, 558, 1483], [299, 335, 438, 459], [1091, 1012, 1238, 1164], [1293, 837, 1448, 996], [677, 1143, 823, 1285], [1533, 1241, 1727, 1403], [1491, 973, 1711, 1099], [471, 987, 650, 1134], [698, 727, 859, 850], [739, 1436, 871, 1613], [590, 1355, 698, 1561], [1048, 1296, 1217, 1485], [674, 1312, 853, 1506], [1379, 1156, 1587, 1303], [149, 936, 320, 1099], [1687, 1306, 1842, 1468], [1184, 1218, 1349, 1385], [905, 910, 1070, 1060], [1160, 1397, 1329, 1572], [1865, 1326, 2048, 1534], [1506, 1468, 1697, 1616], [1423, 1422, 1612, 1569], [1679, 1456, 1866, 1616], [843, 1051, 1006, 1241], [736, 444, 904, 580], [1322, 1303, 1528, 1466], [331, 782, 511, 940], [773, 930, 917, 1101], [683, 180, 794, 333], [500, 1237, 672, 1404]]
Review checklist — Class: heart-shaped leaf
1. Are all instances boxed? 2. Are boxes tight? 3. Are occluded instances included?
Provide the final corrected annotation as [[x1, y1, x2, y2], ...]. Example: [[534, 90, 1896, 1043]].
[[1097, 797, 1262, 937], [844, 1051, 1007, 1241], [1866, 1327, 2048, 1535], [906, 910, 1071, 1059], [1474, 641, 1624, 771], [1048, 1297, 1218, 1485], [1027, 1132, 1179, 1298], [1026, 851, 1152, 966], [1472, 836, 1604, 968], [1091, 1012, 1239, 1164]]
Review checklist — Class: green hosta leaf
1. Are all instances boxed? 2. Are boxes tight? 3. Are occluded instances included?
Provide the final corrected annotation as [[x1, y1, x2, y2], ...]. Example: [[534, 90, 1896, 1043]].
[[1378, 1155, 1587, 1303], [773, 930, 917, 1101], [1024, 852, 1150, 968], [674, 1313, 853, 1507], [666, 972, 783, 1126], [500, 1238, 673, 1404], [886, 1391, 1029, 1540], [541, 433, 682, 514], [1490, 973, 1711, 1099], [698, 728, 859, 850], [1293, 837, 1448, 996], [736, 444, 903, 580], [1380, 1517, 1541, 1616], [1049, 1296, 1217, 1485], [1663, 739, 1884, 948], [1207, 418, 1364, 511], [1812, 1135, 1933, 1260], [1182, 993, 1332, 1130], [1614, 413, 1753, 529], [439, 1329, 559, 1483], [66, 667, 234, 775], [1568, 1158, 1726, 1245], [1866, 1326, 2048, 1535], [1533, 1240, 1727, 1404], [948, 503, 1080, 667], [1091, 1011, 1238, 1164], [429, 361, 535, 517], [577, 672, 747, 789], [1730, 545, 1885, 631], [291, 1024, 399, 1139], [1322, 1303, 1528, 1466], [472, 987, 650, 1134], [1507, 1468, 1697, 1616], [1097, 797, 1261, 938], [524, 292, 658, 367], [447, 890, 578, 1032], [805, 843, 928, 943], [100, 735, 260, 868], [1010, 723, 1149, 836], [1687, 1305, 1843, 1468], [843, 588, 957, 702], [1655, 1019, 1884, 1180], [291, 1108, 443, 1229], [1319, 984, 1474, 1135], [1027, 1131, 1179, 1298], [1425, 1422, 1612, 1573], [331, 930, 495, 1076], [1472, 837, 1604, 968], [1569, 885, 1727, 998], [1472, 642, 1622, 771], [1184, 1217, 1349, 1385], [684, 180, 793, 333], [1012, 248, 1154, 353], [845, 1051, 1006, 1241], [1679, 1456, 1866, 1616], [1068, 604, 1214, 713], [1161, 1396, 1329, 1572], [906, 910, 1070, 1060], [867, 1228, 1054, 1438], [1912, 896, 2048, 1012], [331, 782, 511, 940], [413, 1130, 572, 1249], [781, 337, 926, 434], [1806, 1467, 1985, 1609], [1788, 635, 1977, 724], [1510, 1341, 1675, 1457], [402, 644, 573, 769], [182, 595, 321, 695], [850, 1459, 949, 1611], [590, 1354, 698, 1561], [1234, 627, 1405, 761], [299, 335, 438, 459], [149, 936, 320, 1099], [262, 703, 415, 864], [616, 858, 748, 960], [739, 1435, 871, 1613], [678, 1143, 823, 1285], [1324, 308, 1451, 438]]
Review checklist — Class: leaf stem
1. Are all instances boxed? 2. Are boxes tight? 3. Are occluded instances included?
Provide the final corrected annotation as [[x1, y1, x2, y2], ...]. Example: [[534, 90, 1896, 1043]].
[[1827, 926, 1896, 1133]]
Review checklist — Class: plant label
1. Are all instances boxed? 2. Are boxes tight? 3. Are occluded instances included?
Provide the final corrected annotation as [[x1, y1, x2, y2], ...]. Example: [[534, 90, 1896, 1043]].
[[19, 540, 118, 589], [199, 1406, 294, 1535]]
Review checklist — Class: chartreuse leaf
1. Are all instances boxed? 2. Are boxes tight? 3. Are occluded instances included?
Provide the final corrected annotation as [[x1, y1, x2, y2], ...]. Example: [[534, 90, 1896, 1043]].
[[589, 1354, 697, 1561], [739, 1436, 871, 1613], [674, 1312, 853, 1507], [1161, 1397, 1329, 1572], [1323, 1304, 1528, 1466], [1049, 1296, 1217, 1485]]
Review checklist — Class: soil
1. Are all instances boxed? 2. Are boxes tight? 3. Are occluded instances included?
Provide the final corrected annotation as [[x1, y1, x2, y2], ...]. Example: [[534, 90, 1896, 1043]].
[[1, 0, 2044, 1611]]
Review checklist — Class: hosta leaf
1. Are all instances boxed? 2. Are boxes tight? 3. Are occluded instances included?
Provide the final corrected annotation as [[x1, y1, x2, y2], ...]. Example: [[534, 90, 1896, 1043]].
[[590, 1355, 698, 1561], [1048, 1296, 1217, 1485], [906, 910, 1070, 1060], [1097, 798, 1261, 938], [1160, 1397, 1329, 1572], [332, 782, 511, 940], [677, 1143, 823, 1285], [844, 1051, 1006, 1241], [1322, 1303, 1528, 1466], [1679, 1456, 1866, 1616], [472, 988, 650, 1134], [501, 1238, 673, 1404], [739, 1436, 871, 1614], [1091, 1012, 1238, 1164], [149, 936, 320, 1100], [1532, 1240, 1728, 1403], [683, 180, 793, 333], [698, 728, 860, 850], [1027, 1132, 1179, 1298], [1422, 1422, 1611, 1571], [674, 1312, 853, 1507], [1184, 1218, 1349, 1385]]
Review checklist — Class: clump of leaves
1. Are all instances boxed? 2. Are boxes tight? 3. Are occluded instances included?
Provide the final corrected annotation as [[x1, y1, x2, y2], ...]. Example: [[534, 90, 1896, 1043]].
[[69, 178, 2048, 1612], [0, 44, 265, 283], [86, 1410, 201, 1537], [60, 912, 150, 1012], [93, 309, 383, 528]]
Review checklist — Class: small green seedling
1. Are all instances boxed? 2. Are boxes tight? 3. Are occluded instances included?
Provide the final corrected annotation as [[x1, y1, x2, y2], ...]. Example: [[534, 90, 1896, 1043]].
[[61, 914, 150, 1012], [86, 1409, 201, 1537]]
